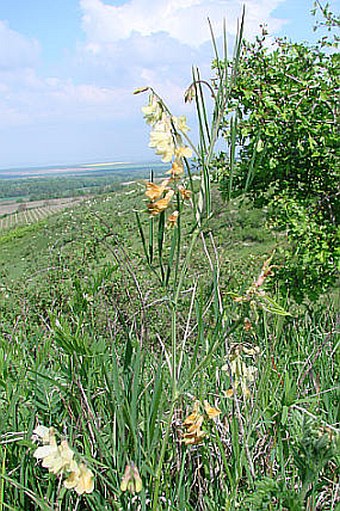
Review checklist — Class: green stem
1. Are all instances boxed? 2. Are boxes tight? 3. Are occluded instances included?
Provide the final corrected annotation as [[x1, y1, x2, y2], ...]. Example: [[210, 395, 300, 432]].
[[151, 222, 199, 510], [151, 399, 177, 511], [174, 228, 200, 305], [0, 448, 6, 511], [171, 305, 177, 396]]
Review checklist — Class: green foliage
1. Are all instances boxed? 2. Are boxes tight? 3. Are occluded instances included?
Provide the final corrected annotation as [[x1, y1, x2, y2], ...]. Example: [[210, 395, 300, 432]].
[[270, 194, 338, 302], [0, 184, 338, 510], [245, 477, 303, 511], [290, 410, 337, 499], [214, 26, 339, 302], [312, 0, 340, 47]]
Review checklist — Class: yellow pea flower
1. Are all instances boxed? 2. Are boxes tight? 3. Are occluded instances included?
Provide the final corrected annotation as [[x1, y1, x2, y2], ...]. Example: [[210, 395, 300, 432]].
[[167, 210, 179, 227], [166, 160, 184, 179], [182, 400, 200, 426], [32, 425, 55, 445], [172, 115, 190, 133], [224, 389, 234, 398], [155, 141, 175, 162], [182, 400, 206, 445], [182, 429, 207, 445], [33, 425, 95, 494], [63, 460, 80, 489], [74, 463, 95, 495], [120, 463, 143, 494], [222, 343, 258, 399], [203, 400, 221, 419], [64, 461, 95, 495], [141, 93, 162, 125], [145, 181, 166, 201], [185, 414, 204, 434], [43, 440, 75, 475], [175, 146, 192, 159], [33, 434, 58, 465], [147, 190, 174, 216], [178, 184, 192, 200], [149, 115, 175, 162]]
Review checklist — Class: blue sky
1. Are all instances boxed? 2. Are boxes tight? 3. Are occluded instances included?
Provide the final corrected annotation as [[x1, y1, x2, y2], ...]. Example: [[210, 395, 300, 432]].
[[0, 0, 336, 168]]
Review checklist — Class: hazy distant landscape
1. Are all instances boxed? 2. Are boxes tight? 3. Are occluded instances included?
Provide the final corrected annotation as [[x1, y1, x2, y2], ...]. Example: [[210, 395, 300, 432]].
[[0, 161, 170, 232], [0, 161, 167, 180]]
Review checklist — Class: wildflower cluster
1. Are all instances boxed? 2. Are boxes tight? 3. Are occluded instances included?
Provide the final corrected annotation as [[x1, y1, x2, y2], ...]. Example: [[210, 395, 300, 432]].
[[182, 399, 221, 445], [144, 170, 192, 225], [32, 425, 94, 495], [137, 88, 193, 225], [222, 344, 259, 398], [140, 90, 192, 163]]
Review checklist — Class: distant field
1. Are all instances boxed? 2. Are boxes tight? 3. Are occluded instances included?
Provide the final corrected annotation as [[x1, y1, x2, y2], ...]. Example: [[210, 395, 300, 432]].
[[0, 160, 169, 233], [0, 161, 167, 202], [0, 196, 88, 232]]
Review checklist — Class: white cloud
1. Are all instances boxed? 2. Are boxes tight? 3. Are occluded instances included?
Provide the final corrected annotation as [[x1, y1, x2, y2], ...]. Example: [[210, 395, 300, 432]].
[[0, 20, 40, 70], [76, 0, 288, 110], [0, 72, 132, 128], [0, 1, 290, 166], [0, 20, 131, 129], [80, 0, 287, 48]]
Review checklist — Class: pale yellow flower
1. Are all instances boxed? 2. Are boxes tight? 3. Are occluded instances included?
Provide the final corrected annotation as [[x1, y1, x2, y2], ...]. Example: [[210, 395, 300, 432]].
[[64, 461, 95, 495], [185, 414, 204, 434], [33, 434, 58, 465], [182, 400, 200, 426], [120, 463, 143, 494], [222, 344, 258, 399], [182, 428, 207, 445], [172, 115, 190, 133], [149, 129, 171, 148], [224, 389, 234, 398], [32, 425, 55, 445], [243, 365, 258, 382], [141, 94, 162, 125], [243, 345, 260, 356], [42, 440, 75, 475], [149, 114, 175, 162], [63, 460, 80, 489], [33, 426, 94, 494], [175, 146, 192, 159], [182, 400, 206, 445], [158, 144, 175, 162]]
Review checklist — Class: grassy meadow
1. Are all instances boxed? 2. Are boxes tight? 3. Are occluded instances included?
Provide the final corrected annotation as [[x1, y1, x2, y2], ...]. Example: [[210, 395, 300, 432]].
[[0, 179, 338, 510]]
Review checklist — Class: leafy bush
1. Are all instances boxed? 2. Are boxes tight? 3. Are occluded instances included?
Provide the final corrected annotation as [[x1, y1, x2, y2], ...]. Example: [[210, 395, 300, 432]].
[[214, 19, 339, 301]]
